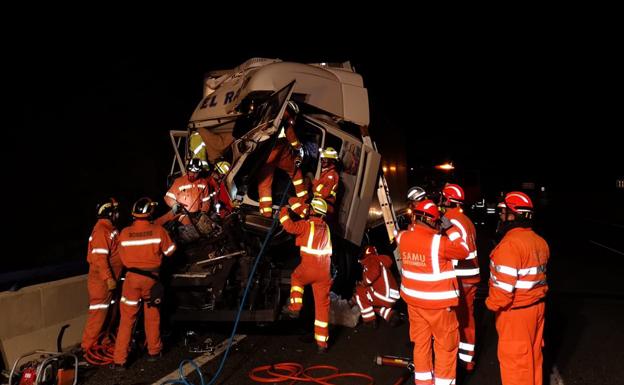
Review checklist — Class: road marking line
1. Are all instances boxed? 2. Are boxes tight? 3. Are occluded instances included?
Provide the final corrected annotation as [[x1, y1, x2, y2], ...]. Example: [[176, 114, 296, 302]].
[[152, 334, 247, 385], [589, 240, 624, 256], [550, 365, 565, 385]]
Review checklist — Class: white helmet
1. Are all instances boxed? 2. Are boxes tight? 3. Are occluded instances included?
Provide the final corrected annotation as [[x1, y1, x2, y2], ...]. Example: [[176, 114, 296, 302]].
[[407, 186, 427, 202]]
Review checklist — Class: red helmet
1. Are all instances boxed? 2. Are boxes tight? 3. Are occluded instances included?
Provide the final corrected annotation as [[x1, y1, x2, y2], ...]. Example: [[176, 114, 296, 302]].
[[413, 199, 440, 221], [364, 245, 377, 255], [503, 191, 533, 214], [442, 183, 465, 203]]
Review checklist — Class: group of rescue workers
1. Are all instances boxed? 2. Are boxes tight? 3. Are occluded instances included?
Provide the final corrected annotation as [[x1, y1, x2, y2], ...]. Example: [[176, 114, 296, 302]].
[[80, 99, 549, 384]]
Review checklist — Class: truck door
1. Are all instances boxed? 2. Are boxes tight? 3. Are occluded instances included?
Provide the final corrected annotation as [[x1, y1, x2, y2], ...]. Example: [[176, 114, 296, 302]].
[[226, 81, 295, 190], [343, 143, 381, 245]]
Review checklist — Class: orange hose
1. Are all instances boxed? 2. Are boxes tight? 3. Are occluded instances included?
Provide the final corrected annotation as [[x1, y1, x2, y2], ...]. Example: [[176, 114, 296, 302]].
[[248, 362, 374, 385], [85, 333, 116, 366]]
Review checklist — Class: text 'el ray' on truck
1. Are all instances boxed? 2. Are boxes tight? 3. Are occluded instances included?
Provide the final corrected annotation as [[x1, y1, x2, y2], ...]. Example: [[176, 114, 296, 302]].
[[164, 58, 401, 322]]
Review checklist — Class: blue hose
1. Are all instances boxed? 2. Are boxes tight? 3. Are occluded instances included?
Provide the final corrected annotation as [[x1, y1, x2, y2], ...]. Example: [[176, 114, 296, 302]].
[[161, 359, 205, 385], [162, 159, 293, 385]]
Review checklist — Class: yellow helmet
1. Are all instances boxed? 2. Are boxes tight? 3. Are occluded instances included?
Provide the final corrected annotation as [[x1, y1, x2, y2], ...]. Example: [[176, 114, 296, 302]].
[[310, 197, 328, 216], [215, 161, 231, 175], [320, 147, 339, 160]]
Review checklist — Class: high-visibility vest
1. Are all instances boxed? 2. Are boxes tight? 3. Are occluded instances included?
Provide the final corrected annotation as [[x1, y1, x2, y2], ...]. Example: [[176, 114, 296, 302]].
[[397, 224, 470, 309], [487, 227, 549, 310], [87, 219, 120, 281], [118, 220, 176, 270], [189, 132, 209, 169], [444, 208, 480, 283]]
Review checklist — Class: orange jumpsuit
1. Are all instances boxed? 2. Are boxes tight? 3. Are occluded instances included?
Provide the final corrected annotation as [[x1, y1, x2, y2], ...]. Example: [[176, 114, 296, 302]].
[[157, 174, 210, 225], [311, 166, 339, 216], [486, 227, 549, 385], [279, 208, 332, 348], [444, 207, 480, 369], [207, 176, 233, 217], [113, 220, 176, 365], [258, 126, 307, 217], [353, 253, 400, 324], [81, 219, 122, 350], [397, 223, 470, 385]]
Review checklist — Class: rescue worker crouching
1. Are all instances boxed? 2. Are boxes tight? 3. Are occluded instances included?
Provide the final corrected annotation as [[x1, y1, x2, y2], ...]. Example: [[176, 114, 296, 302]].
[[397, 199, 470, 385], [486, 192, 549, 385], [352, 245, 401, 328], [112, 197, 176, 370], [156, 158, 211, 226], [439, 183, 480, 372], [81, 198, 122, 352], [258, 101, 308, 218], [279, 197, 333, 353]]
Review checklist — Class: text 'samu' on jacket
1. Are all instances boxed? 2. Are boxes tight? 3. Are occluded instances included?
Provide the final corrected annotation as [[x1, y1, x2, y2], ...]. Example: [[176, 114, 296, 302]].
[[87, 219, 122, 281], [397, 223, 470, 309], [164, 175, 211, 213], [118, 220, 177, 270], [444, 207, 480, 284], [486, 227, 549, 311]]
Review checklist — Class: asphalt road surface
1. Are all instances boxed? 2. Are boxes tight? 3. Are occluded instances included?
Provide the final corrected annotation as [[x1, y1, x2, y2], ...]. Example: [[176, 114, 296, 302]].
[[77, 214, 623, 385]]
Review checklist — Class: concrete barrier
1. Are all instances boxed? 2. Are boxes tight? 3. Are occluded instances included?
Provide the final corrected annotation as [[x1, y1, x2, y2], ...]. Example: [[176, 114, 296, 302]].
[[0, 275, 88, 368]]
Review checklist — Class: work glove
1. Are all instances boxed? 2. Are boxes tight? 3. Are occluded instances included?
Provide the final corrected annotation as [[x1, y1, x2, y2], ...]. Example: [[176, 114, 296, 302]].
[[439, 216, 452, 231], [106, 278, 117, 291], [172, 203, 181, 215]]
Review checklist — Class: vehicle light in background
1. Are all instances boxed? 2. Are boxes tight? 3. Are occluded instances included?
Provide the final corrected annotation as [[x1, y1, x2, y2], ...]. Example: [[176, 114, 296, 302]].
[[435, 162, 454, 171]]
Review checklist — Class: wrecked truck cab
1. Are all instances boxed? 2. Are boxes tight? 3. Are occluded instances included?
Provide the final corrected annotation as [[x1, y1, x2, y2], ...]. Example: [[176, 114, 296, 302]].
[[165, 58, 391, 322]]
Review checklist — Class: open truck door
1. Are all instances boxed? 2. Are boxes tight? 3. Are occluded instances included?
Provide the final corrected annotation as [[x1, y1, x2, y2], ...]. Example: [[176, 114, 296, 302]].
[[226, 80, 296, 193]]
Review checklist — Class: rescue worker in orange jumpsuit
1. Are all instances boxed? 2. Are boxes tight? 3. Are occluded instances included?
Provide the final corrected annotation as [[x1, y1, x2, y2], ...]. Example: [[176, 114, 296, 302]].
[[486, 192, 549, 385], [207, 160, 233, 217], [353, 245, 401, 328], [439, 183, 480, 372], [309, 147, 339, 218], [156, 158, 210, 226], [279, 197, 333, 353], [81, 198, 123, 351], [397, 199, 470, 385], [112, 197, 176, 369], [257, 101, 307, 217]]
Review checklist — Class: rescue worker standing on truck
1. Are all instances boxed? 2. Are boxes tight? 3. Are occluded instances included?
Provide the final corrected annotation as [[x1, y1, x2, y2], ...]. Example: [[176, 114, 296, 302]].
[[486, 192, 549, 385], [158, 158, 210, 225], [112, 197, 176, 369], [257, 101, 307, 217], [352, 245, 401, 328], [279, 197, 333, 353], [81, 198, 122, 352], [397, 199, 470, 385], [439, 183, 480, 372], [207, 160, 233, 217], [189, 131, 209, 169]]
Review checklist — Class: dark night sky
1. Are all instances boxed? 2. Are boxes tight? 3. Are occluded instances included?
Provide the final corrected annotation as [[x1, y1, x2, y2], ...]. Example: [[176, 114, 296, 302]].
[[5, 23, 622, 273]]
